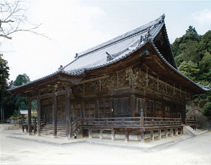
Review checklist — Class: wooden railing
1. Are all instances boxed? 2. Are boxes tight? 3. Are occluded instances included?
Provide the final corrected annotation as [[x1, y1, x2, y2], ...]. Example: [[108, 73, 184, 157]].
[[144, 117, 182, 127], [71, 117, 182, 134], [83, 117, 142, 127], [186, 119, 197, 125]]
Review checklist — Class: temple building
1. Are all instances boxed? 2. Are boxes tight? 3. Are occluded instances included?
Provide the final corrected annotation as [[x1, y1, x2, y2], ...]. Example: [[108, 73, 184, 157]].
[[9, 15, 209, 142]]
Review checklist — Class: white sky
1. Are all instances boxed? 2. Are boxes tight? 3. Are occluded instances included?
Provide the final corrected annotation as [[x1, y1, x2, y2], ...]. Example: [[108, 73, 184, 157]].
[[1, 0, 211, 82]]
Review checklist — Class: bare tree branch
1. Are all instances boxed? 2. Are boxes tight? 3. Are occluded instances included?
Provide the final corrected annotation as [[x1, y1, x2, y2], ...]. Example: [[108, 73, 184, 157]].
[[0, 0, 48, 40]]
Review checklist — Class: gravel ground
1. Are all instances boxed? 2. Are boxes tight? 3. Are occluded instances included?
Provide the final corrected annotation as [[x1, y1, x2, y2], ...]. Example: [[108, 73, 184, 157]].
[[0, 124, 211, 165]]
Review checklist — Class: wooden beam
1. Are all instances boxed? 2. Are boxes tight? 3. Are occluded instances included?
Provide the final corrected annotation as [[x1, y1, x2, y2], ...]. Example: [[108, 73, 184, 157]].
[[81, 75, 109, 83]]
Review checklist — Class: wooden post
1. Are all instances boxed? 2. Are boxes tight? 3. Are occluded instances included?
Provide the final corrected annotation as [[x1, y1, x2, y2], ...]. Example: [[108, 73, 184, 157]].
[[165, 128, 168, 138], [130, 95, 135, 117], [89, 128, 92, 139], [28, 98, 32, 135], [53, 94, 57, 137], [175, 128, 178, 136], [100, 129, 103, 140], [153, 96, 156, 117], [158, 129, 161, 140], [34, 123, 37, 134], [69, 123, 72, 138], [37, 97, 41, 136], [111, 128, 115, 141], [150, 129, 154, 141], [180, 127, 183, 134], [1, 107, 4, 123], [140, 109, 144, 127], [1, 107, 2, 123], [110, 98, 114, 117], [95, 100, 99, 118], [65, 91, 70, 138], [125, 129, 129, 142], [140, 130, 145, 143], [170, 128, 173, 137]]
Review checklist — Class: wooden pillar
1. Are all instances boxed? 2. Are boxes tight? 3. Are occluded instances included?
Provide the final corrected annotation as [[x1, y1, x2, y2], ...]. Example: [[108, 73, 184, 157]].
[[150, 129, 154, 141], [89, 128, 92, 139], [28, 98, 32, 135], [95, 100, 99, 118], [1, 107, 2, 123], [81, 101, 85, 118], [65, 91, 70, 138], [175, 128, 178, 136], [125, 129, 129, 142], [110, 98, 114, 117], [111, 128, 115, 141], [158, 129, 161, 140], [165, 128, 168, 138], [140, 109, 144, 127], [153, 96, 156, 117], [180, 127, 183, 134], [53, 94, 57, 137], [130, 95, 135, 117], [170, 128, 173, 137], [3, 107, 4, 123], [140, 130, 145, 143], [103, 100, 105, 117], [100, 129, 103, 140], [1, 107, 4, 123], [37, 97, 41, 136]]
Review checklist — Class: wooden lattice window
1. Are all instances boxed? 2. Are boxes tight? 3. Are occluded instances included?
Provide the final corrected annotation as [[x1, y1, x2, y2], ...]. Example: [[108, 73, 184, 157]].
[[165, 104, 171, 118], [146, 100, 154, 117], [155, 102, 162, 117]]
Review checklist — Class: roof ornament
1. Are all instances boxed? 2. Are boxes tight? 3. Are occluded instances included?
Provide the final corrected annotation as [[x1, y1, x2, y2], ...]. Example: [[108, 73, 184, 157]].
[[58, 65, 63, 71], [138, 28, 151, 46], [106, 52, 114, 61], [75, 53, 78, 58], [203, 84, 210, 90], [144, 28, 151, 41], [159, 14, 165, 23], [196, 82, 200, 85]]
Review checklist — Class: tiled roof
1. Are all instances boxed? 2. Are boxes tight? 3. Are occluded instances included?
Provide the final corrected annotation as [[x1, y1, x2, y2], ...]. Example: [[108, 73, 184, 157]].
[[9, 14, 209, 92], [63, 15, 165, 75]]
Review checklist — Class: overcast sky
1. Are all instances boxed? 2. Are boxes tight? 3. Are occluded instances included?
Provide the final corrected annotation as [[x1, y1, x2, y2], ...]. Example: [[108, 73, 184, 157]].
[[1, 0, 211, 82]]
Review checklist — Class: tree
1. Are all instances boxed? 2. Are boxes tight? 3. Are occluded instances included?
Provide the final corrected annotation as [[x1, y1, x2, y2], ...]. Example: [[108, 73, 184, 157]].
[[172, 26, 211, 121], [13, 73, 30, 86], [178, 61, 199, 82], [0, 54, 11, 119], [13, 73, 30, 111], [186, 26, 198, 35], [0, 0, 43, 40]]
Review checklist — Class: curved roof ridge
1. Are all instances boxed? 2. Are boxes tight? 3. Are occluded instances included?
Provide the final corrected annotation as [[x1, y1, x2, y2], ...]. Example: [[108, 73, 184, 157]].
[[77, 14, 165, 58]]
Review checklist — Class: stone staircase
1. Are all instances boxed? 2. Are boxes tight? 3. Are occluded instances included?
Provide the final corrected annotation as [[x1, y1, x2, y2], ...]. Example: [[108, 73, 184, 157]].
[[183, 126, 198, 136], [40, 124, 66, 137]]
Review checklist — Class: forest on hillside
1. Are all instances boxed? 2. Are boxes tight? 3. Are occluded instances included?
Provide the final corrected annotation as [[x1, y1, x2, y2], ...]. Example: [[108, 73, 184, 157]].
[[171, 26, 211, 119]]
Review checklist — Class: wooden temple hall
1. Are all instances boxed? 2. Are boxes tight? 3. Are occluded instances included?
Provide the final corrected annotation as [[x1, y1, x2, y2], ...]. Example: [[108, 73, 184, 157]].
[[10, 15, 209, 142]]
